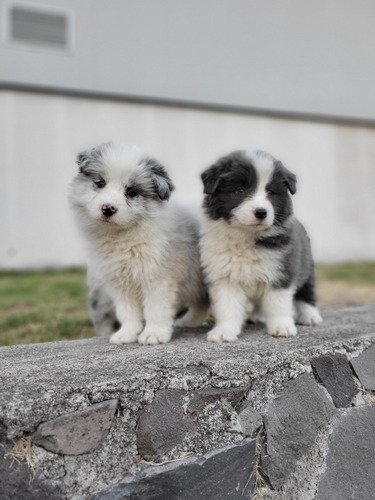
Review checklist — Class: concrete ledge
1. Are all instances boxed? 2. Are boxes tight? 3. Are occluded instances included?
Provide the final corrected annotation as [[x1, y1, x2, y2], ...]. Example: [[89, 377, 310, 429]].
[[0, 306, 375, 499]]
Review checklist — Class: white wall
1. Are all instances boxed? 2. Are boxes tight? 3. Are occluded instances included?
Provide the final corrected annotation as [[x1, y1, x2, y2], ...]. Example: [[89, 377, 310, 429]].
[[1, 0, 375, 122], [1, 90, 375, 268]]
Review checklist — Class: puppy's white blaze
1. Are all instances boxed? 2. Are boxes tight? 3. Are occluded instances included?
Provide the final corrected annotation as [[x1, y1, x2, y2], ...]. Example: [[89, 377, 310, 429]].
[[244, 150, 275, 175], [232, 151, 275, 227]]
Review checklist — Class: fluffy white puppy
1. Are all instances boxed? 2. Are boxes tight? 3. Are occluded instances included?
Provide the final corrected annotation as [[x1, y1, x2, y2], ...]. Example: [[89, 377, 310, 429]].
[[70, 142, 208, 345], [200, 150, 322, 343]]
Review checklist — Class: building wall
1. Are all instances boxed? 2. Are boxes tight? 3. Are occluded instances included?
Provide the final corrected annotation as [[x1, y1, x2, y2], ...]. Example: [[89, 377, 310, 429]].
[[1, 0, 375, 122], [1, 90, 374, 268]]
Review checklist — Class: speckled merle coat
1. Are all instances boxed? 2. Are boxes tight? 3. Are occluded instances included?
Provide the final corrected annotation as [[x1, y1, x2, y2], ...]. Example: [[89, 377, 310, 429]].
[[69, 142, 208, 345]]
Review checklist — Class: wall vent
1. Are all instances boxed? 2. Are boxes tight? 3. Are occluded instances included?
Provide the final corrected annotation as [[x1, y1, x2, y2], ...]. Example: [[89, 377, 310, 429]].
[[6, 3, 72, 51]]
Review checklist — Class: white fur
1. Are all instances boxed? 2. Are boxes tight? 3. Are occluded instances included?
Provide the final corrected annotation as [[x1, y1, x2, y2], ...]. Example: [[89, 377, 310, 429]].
[[70, 143, 208, 345], [295, 301, 323, 326]]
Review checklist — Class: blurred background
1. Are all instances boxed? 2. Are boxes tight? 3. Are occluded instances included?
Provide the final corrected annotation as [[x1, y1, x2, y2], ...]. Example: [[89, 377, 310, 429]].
[[1, 0, 374, 344]]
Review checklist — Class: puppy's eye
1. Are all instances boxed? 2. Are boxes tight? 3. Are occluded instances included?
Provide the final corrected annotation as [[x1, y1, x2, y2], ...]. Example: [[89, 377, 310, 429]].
[[235, 187, 245, 195], [95, 179, 106, 189], [267, 189, 275, 195], [126, 187, 139, 198]]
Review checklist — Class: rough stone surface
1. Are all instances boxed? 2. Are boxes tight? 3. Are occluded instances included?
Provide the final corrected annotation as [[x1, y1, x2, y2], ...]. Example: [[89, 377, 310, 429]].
[[0, 306, 374, 499], [91, 439, 256, 500], [137, 387, 247, 459], [137, 389, 196, 459], [31, 399, 118, 455], [316, 405, 375, 500], [310, 353, 358, 407], [351, 343, 375, 390], [237, 404, 263, 437], [262, 372, 335, 489], [185, 387, 247, 417], [0, 439, 65, 500]]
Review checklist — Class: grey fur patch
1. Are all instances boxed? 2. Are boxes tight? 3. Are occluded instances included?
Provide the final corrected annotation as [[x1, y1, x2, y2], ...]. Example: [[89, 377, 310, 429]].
[[140, 158, 175, 201], [87, 270, 118, 336], [76, 143, 111, 176]]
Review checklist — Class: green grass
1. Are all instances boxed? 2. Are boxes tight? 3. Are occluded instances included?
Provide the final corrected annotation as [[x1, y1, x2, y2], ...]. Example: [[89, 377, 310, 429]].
[[0, 268, 94, 346], [317, 262, 375, 285], [0, 262, 375, 347]]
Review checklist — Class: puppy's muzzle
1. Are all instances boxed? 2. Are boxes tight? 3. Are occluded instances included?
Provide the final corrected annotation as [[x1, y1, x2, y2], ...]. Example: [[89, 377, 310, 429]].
[[101, 204, 118, 217], [254, 208, 267, 220]]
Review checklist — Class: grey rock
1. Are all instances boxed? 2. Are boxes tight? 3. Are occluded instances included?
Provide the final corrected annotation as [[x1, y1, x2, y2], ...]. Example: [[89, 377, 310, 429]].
[[262, 372, 335, 490], [137, 390, 196, 459], [316, 405, 375, 500], [237, 404, 263, 437], [137, 387, 247, 459], [91, 438, 256, 500], [185, 386, 248, 420], [0, 439, 65, 500], [351, 343, 375, 390], [31, 399, 118, 455], [310, 353, 358, 407]]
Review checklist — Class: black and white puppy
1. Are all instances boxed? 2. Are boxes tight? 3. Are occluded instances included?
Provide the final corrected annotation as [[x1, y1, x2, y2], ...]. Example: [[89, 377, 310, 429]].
[[200, 150, 322, 343], [70, 142, 208, 345]]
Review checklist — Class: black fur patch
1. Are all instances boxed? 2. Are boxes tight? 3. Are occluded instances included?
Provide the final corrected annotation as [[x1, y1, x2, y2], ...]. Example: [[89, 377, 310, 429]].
[[256, 233, 291, 249], [295, 277, 317, 305], [201, 152, 258, 221], [265, 166, 295, 226]]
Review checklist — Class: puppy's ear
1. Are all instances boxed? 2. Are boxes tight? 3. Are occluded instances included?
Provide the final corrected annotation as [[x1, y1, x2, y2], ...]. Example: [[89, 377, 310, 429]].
[[201, 165, 223, 194], [76, 151, 89, 172], [277, 161, 297, 195], [147, 159, 175, 200], [76, 143, 109, 173]]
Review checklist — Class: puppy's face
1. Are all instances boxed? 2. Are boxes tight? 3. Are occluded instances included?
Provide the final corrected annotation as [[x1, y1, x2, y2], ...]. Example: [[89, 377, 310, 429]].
[[201, 150, 296, 229], [70, 142, 174, 228]]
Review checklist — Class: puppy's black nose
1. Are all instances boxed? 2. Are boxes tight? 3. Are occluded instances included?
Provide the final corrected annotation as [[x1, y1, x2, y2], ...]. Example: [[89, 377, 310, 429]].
[[255, 208, 267, 220], [101, 204, 118, 217]]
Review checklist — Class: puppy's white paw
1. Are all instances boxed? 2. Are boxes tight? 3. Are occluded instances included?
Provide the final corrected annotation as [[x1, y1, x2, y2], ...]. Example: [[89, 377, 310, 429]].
[[207, 327, 239, 343], [109, 322, 143, 345], [267, 317, 297, 338], [296, 303, 323, 326], [138, 327, 172, 345]]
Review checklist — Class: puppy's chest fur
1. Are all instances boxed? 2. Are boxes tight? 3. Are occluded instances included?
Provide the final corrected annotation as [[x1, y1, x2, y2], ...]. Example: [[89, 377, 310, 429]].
[[91, 226, 166, 293], [201, 220, 281, 296]]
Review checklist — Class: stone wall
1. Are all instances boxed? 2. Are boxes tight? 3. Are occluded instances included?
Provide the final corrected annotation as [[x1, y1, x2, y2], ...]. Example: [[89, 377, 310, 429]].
[[1, 306, 375, 499]]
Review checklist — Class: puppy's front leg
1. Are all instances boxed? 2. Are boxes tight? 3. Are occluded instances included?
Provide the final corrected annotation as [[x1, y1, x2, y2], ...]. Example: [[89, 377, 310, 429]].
[[110, 298, 144, 345], [262, 287, 297, 337], [207, 280, 247, 343], [138, 283, 178, 345]]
